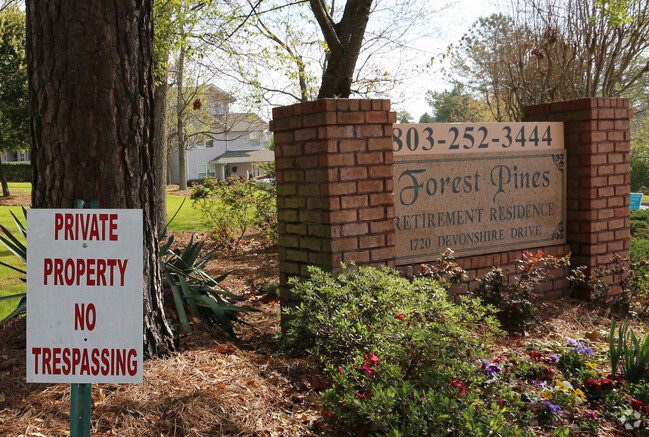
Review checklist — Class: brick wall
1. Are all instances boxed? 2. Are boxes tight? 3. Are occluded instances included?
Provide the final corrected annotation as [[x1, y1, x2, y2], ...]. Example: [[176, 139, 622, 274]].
[[271, 97, 631, 301], [270, 99, 396, 304], [523, 98, 631, 275]]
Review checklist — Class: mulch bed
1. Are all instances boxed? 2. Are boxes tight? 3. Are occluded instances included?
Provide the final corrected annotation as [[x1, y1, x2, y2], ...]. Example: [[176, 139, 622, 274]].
[[0, 231, 323, 437]]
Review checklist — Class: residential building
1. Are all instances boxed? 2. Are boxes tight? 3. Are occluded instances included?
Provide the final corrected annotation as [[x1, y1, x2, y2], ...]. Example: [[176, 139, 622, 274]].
[[1, 149, 30, 162], [168, 84, 273, 185]]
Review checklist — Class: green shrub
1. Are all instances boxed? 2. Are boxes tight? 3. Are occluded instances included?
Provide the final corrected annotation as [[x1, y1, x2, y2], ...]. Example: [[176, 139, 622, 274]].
[[421, 250, 569, 334], [2, 161, 30, 182], [191, 176, 277, 246], [569, 255, 649, 316], [280, 265, 530, 436], [631, 238, 649, 261]]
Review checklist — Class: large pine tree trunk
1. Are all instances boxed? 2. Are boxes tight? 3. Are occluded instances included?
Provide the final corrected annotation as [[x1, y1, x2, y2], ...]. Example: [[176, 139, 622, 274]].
[[25, 0, 177, 357]]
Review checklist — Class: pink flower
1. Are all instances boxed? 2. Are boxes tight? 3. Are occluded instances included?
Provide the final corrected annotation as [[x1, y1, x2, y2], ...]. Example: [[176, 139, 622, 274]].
[[361, 362, 375, 377], [365, 351, 379, 365], [449, 379, 466, 395], [353, 392, 374, 400]]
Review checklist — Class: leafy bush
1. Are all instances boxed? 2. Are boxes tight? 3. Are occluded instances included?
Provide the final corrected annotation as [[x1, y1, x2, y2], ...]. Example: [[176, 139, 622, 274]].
[[280, 265, 528, 435], [422, 250, 569, 334], [191, 176, 277, 246], [1, 161, 30, 182], [569, 254, 649, 316]]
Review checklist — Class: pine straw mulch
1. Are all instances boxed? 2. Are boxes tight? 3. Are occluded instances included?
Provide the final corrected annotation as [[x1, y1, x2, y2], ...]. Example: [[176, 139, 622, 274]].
[[0, 228, 644, 436], [0, 232, 324, 437]]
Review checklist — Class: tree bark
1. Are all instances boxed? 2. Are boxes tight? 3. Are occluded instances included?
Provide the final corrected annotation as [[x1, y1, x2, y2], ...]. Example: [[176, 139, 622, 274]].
[[25, 0, 177, 357], [176, 45, 187, 191], [153, 57, 169, 234], [309, 0, 373, 98], [0, 153, 9, 197]]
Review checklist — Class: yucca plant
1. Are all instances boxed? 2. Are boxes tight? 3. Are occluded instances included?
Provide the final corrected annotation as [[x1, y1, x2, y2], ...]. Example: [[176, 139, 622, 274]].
[[609, 319, 649, 383], [160, 233, 256, 337], [0, 206, 27, 322]]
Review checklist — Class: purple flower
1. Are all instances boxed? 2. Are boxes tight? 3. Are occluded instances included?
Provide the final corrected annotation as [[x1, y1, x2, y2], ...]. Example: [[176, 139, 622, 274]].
[[547, 354, 559, 363], [485, 362, 502, 377], [570, 341, 594, 356], [521, 393, 532, 403], [542, 401, 563, 416], [567, 338, 578, 346]]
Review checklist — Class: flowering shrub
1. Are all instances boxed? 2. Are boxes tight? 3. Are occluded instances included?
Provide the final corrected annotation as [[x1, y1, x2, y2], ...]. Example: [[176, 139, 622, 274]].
[[280, 265, 530, 435], [281, 264, 649, 435]]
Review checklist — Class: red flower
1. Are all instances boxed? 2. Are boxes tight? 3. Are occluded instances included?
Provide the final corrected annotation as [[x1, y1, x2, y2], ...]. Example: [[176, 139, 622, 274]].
[[324, 411, 335, 419], [496, 400, 505, 409], [337, 366, 344, 375], [632, 400, 644, 411], [598, 378, 613, 390], [365, 351, 379, 365], [396, 313, 405, 319], [583, 379, 599, 390], [529, 351, 543, 361], [361, 362, 375, 377], [353, 392, 374, 400]]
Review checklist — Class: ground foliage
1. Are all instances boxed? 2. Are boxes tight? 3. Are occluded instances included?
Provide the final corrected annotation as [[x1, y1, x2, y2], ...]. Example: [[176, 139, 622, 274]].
[[1, 230, 649, 435]]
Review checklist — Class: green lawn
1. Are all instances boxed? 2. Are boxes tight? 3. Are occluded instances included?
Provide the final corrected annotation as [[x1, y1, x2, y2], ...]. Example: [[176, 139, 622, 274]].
[[0, 183, 208, 320], [166, 193, 210, 232]]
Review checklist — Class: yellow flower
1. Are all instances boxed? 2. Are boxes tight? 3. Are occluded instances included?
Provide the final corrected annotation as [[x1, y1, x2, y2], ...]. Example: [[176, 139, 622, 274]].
[[574, 388, 587, 403], [585, 362, 598, 369], [541, 390, 552, 400]]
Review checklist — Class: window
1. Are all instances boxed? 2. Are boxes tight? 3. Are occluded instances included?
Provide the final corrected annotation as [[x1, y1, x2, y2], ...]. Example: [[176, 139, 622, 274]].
[[206, 139, 214, 148], [249, 131, 261, 148], [196, 139, 206, 149], [198, 164, 216, 179], [197, 164, 208, 179]]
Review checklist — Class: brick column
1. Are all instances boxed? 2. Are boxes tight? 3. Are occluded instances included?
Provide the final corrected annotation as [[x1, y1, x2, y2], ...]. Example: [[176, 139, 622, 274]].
[[270, 99, 396, 303], [523, 98, 631, 273]]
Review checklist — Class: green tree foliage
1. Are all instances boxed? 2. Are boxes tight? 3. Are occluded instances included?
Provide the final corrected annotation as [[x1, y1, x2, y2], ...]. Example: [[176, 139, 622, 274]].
[[0, 5, 28, 196], [396, 109, 413, 123], [425, 84, 495, 122], [418, 112, 434, 123]]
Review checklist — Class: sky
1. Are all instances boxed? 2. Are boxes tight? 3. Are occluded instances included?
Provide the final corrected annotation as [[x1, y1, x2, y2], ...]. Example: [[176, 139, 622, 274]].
[[392, 0, 503, 119]]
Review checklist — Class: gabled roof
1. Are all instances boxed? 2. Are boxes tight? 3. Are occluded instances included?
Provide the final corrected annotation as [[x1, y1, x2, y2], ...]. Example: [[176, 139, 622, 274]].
[[215, 112, 267, 132], [209, 150, 275, 164]]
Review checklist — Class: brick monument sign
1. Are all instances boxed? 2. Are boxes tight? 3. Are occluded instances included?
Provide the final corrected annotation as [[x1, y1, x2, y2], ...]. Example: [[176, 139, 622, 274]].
[[271, 98, 631, 303]]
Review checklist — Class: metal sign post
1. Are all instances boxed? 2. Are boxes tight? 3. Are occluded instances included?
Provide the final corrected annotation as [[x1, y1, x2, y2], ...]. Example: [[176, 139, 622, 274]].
[[69, 199, 95, 437]]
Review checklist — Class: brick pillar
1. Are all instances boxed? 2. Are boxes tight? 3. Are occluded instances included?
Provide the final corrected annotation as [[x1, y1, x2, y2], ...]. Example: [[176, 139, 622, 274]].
[[270, 99, 396, 303], [523, 98, 631, 273]]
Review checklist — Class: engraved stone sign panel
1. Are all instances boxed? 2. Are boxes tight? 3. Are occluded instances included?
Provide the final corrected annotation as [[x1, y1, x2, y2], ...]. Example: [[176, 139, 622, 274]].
[[394, 150, 566, 264]]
